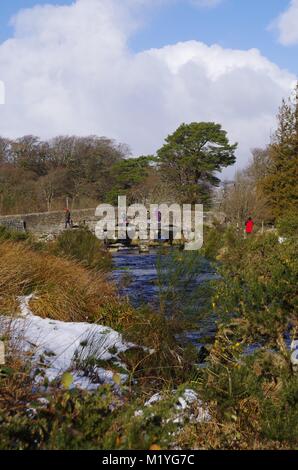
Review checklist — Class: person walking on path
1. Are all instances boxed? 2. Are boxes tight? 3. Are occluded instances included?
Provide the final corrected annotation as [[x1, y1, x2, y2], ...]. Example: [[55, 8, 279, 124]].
[[65, 208, 72, 229], [245, 217, 254, 236]]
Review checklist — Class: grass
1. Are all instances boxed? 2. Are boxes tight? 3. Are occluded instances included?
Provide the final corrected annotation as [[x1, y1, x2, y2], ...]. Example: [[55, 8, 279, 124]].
[[0, 241, 133, 329], [175, 348, 298, 450], [121, 306, 198, 390], [0, 225, 29, 243], [49, 228, 112, 272]]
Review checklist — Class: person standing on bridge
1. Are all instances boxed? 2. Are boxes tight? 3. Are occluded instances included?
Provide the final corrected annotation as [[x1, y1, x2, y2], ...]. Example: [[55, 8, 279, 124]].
[[65, 208, 72, 229], [245, 217, 254, 236]]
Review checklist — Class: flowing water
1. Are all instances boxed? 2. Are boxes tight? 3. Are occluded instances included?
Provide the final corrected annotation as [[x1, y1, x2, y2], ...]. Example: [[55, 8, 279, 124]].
[[111, 248, 293, 357], [111, 248, 218, 351]]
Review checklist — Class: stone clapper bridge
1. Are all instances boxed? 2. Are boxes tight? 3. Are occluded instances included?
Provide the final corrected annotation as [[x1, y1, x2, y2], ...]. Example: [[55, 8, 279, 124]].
[[0, 208, 225, 251]]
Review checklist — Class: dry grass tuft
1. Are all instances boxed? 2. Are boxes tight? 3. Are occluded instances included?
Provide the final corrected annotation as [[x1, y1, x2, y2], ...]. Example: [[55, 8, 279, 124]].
[[0, 241, 133, 328]]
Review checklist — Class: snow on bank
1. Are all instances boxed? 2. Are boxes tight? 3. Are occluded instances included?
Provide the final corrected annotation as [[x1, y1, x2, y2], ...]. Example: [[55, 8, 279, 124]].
[[291, 340, 298, 371], [135, 389, 211, 425], [2, 295, 138, 390]]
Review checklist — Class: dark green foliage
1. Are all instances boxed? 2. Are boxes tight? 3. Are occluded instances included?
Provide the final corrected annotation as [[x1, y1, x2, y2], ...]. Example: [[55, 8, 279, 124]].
[[0, 386, 178, 450], [0, 225, 29, 242], [107, 156, 154, 204], [156, 249, 213, 319], [0, 386, 116, 450], [200, 349, 298, 447], [201, 225, 226, 260], [212, 232, 298, 344], [0, 369, 179, 450], [157, 122, 237, 205], [261, 86, 298, 218], [261, 374, 298, 443], [277, 211, 298, 237]]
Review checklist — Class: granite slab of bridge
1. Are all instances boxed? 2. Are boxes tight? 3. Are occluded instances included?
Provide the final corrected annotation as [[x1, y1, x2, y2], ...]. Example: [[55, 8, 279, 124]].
[[0, 208, 225, 243]]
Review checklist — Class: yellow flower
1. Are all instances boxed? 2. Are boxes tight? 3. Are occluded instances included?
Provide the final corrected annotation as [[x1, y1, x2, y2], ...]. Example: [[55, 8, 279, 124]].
[[150, 444, 161, 450]]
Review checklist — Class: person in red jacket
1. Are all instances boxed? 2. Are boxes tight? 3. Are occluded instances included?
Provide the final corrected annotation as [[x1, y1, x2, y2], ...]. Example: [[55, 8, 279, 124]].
[[245, 217, 254, 235]]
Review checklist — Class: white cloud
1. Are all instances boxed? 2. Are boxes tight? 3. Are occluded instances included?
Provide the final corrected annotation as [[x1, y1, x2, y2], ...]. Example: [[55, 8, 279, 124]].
[[0, 80, 5, 105], [272, 0, 298, 45], [129, 0, 223, 7], [0, 0, 295, 176]]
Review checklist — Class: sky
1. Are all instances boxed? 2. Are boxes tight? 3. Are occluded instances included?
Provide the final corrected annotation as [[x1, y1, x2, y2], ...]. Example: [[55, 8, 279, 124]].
[[0, 0, 297, 177]]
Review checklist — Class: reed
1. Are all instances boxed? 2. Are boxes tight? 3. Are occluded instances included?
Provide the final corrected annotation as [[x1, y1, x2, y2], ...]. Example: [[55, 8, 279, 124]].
[[0, 241, 132, 328]]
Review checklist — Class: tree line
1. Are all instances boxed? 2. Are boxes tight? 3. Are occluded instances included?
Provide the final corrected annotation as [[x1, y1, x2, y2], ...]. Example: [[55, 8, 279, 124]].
[[0, 122, 237, 215], [0, 135, 130, 214], [0, 83, 297, 223], [218, 83, 298, 227]]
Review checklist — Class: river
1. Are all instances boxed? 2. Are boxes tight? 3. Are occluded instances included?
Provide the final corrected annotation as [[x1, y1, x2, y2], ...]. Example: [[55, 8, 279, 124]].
[[111, 248, 218, 352]]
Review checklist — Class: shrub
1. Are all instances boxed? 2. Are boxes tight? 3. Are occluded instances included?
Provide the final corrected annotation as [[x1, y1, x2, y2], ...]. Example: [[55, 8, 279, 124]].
[[276, 211, 298, 237], [50, 228, 111, 271], [212, 233, 298, 346], [0, 380, 179, 450], [201, 225, 226, 260], [0, 225, 29, 242], [122, 306, 197, 388], [0, 342, 177, 451], [175, 346, 298, 450], [261, 374, 298, 444], [156, 249, 212, 319]]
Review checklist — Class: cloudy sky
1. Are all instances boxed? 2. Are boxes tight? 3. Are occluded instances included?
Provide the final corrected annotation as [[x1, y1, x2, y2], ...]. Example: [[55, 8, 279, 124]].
[[0, 0, 297, 176]]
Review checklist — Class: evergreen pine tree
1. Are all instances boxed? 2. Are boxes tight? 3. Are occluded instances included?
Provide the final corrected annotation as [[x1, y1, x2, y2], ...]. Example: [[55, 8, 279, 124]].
[[262, 83, 298, 218]]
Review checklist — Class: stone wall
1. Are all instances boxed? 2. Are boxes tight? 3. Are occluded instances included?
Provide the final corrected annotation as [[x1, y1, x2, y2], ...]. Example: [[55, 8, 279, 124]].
[[0, 208, 97, 237], [0, 218, 26, 232], [0, 208, 226, 238]]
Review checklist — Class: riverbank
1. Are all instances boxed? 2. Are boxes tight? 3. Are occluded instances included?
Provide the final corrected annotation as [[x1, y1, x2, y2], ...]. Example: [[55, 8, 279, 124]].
[[0, 225, 297, 449]]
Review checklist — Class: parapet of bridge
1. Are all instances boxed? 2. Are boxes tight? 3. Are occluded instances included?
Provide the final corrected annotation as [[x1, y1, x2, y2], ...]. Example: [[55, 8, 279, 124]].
[[0, 208, 226, 238], [0, 208, 97, 237]]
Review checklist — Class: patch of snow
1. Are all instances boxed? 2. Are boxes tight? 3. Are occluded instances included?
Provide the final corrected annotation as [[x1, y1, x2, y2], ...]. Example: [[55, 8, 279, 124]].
[[19, 294, 36, 317], [136, 388, 211, 424], [144, 393, 163, 407], [290, 340, 298, 371], [291, 350, 298, 365], [2, 295, 138, 390]]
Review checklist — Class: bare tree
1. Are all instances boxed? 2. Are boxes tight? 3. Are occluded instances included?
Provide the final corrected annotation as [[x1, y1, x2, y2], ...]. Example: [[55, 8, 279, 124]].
[[220, 148, 273, 226], [38, 169, 70, 211]]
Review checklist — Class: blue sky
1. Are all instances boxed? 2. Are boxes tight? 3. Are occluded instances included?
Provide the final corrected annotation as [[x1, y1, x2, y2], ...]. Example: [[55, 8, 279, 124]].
[[0, 0, 297, 74], [0, 0, 297, 173], [131, 0, 297, 74]]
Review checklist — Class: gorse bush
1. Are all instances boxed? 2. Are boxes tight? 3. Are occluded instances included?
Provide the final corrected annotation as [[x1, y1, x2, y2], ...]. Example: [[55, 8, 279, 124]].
[[1, 325, 297, 450], [50, 228, 112, 271], [276, 211, 298, 237], [122, 306, 198, 388], [0, 382, 178, 450], [173, 226, 298, 449], [0, 347, 185, 451], [156, 249, 213, 319], [212, 232, 298, 347], [176, 349, 298, 450], [201, 224, 226, 260]]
